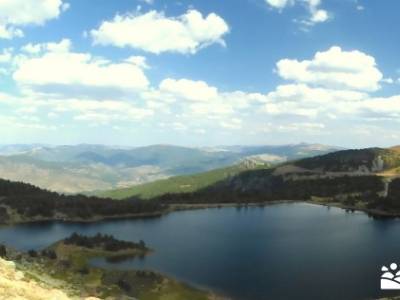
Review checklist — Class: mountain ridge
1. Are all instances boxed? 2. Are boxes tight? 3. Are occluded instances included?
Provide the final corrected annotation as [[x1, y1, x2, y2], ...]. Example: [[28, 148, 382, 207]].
[[0, 143, 340, 193], [99, 147, 400, 200]]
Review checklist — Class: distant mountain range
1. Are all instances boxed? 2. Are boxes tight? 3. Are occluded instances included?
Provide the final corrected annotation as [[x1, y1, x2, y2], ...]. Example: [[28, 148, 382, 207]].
[[0, 143, 341, 193]]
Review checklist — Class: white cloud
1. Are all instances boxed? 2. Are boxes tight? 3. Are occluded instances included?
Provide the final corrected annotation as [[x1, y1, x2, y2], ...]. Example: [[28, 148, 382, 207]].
[[90, 9, 229, 54], [0, 0, 68, 39], [266, 0, 330, 25], [265, 0, 292, 9], [276, 46, 383, 91], [13, 39, 150, 98], [360, 95, 400, 119], [3, 42, 399, 142], [21, 39, 72, 55], [159, 78, 218, 102], [382, 78, 394, 84], [189, 102, 234, 116], [266, 84, 367, 104], [156, 78, 266, 121], [0, 48, 13, 63], [21, 43, 42, 54], [260, 48, 399, 124], [309, 9, 329, 23], [125, 56, 149, 69]]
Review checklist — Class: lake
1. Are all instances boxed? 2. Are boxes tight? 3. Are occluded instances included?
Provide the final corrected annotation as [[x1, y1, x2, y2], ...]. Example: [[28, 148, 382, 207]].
[[1, 202, 400, 300]]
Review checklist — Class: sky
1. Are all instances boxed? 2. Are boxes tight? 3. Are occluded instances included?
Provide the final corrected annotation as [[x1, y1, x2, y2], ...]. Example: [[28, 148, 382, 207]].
[[0, 0, 399, 148]]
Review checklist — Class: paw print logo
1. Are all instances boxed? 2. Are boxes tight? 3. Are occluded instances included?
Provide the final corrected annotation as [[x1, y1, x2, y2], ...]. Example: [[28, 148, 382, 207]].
[[381, 263, 400, 290]]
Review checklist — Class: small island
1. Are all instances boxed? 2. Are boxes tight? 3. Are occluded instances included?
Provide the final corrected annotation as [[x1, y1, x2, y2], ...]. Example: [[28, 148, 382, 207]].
[[61, 232, 149, 257], [0, 234, 221, 300]]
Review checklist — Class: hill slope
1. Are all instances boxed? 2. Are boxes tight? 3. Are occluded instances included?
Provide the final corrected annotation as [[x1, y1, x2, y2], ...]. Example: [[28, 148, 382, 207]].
[[294, 148, 400, 173], [101, 147, 400, 201], [97, 161, 271, 200], [0, 179, 165, 225], [148, 147, 400, 215]]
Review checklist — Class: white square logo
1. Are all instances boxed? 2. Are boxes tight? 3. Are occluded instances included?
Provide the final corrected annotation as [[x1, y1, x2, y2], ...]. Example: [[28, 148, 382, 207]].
[[381, 263, 400, 290]]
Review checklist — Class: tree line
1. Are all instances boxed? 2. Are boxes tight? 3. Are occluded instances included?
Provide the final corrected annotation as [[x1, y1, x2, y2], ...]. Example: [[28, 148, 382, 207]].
[[0, 179, 165, 222], [64, 232, 147, 252]]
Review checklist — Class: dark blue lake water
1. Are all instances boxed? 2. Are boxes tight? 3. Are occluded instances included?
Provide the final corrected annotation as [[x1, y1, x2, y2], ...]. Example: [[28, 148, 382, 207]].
[[1, 202, 400, 300]]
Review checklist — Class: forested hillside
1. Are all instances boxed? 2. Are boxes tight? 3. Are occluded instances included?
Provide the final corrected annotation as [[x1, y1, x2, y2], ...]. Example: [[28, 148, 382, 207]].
[[0, 179, 165, 224]]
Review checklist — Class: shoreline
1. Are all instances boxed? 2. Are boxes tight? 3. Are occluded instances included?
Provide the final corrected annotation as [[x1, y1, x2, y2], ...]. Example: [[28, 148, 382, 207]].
[[0, 200, 303, 226], [308, 201, 400, 218], [2, 199, 400, 226], [170, 201, 400, 219], [0, 210, 166, 227]]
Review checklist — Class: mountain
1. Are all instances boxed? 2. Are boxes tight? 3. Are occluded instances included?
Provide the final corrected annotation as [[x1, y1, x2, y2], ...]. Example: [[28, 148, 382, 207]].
[[97, 161, 270, 200], [293, 148, 400, 173], [0, 143, 340, 194], [141, 147, 400, 216], [211, 143, 341, 160], [100, 147, 400, 203], [0, 144, 47, 156], [211, 147, 400, 197]]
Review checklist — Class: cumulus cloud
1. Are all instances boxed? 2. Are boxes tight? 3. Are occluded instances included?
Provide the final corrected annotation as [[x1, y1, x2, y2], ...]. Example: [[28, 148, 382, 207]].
[[21, 43, 42, 54], [155, 78, 267, 122], [276, 46, 383, 91], [266, 0, 292, 9], [90, 9, 229, 54], [360, 95, 400, 119], [159, 78, 218, 102], [266, 84, 367, 103], [20, 39, 72, 55], [256, 46, 400, 129], [0, 0, 68, 39], [266, 0, 330, 26], [13, 39, 150, 99], [260, 83, 370, 119]]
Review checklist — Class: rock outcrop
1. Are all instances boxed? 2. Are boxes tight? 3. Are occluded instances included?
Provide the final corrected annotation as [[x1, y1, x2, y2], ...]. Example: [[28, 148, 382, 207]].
[[0, 258, 100, 300]]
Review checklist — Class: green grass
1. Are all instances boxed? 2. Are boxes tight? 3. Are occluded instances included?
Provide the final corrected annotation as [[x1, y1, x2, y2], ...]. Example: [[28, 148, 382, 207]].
[[97, 163, 271, 200]]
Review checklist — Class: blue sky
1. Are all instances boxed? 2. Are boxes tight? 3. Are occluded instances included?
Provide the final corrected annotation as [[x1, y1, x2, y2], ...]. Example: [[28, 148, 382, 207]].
[[0, 0, 399, 148]]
